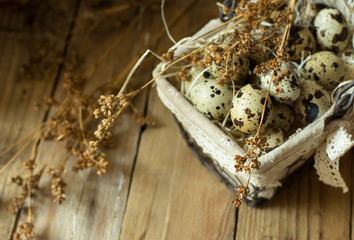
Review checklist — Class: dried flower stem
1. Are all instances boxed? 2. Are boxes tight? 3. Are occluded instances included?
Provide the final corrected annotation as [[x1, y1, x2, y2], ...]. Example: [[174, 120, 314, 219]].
[[255, 71, 275, 137], [79, 106, 87, 146], [232, 0, 296, 207], [0, 138, 36, 176], [278, 0, 295, 52], [109, 0, 198, 89], [138, 47, 206, 92], [27, 175, 32, 224], [256, 0, 296, 138], [0, 124, 43, 160], [161, 0, 177, 44], [195, 14, 244, 41]]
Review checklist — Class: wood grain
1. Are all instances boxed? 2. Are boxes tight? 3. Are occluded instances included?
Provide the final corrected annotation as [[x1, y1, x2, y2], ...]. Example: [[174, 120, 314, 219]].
[[119, 74, 236, 240], [235, 150, 352, 240], [120, 3, 236, 240], [0, 2, 78, 239], [0, 1, 353, 240], [15, 3, 164, 240]]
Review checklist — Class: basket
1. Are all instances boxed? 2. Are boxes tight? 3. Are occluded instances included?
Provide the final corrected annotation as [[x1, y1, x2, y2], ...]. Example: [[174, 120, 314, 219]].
[[153, 0, 354, 206]]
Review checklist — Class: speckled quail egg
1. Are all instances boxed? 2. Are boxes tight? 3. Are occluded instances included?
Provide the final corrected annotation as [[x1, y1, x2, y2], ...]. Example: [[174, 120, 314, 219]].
[[300, 51, 346, 90], [248, 48, 273, 67], [189, 78, 233, 121], [248, 28, 278, 67], [293, 80, 331, 125], [261, 127, 285, 153], [245, 128, 285, 155], [182, 66, 212, 94], [231, 84, 273, 134], [296, 3, 328, 24], [182, 79, 192, 95], [257, 61, 301, 104], [314, 8, 349, 52], [206, 44, 250, 85], [271, 102, 294, 132], [287, 26, 316, 62], [229, 54, 250, 85]]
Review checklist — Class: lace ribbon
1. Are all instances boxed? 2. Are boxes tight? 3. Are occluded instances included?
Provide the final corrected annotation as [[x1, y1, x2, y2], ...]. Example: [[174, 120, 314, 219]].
[[314, 82, 354, 192]]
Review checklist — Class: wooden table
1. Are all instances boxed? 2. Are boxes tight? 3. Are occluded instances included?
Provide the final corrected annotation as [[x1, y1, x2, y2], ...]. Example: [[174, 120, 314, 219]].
[[0, 0, 352, 239]]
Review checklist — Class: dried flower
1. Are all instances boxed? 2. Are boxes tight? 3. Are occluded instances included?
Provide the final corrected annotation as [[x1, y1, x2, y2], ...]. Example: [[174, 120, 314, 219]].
[[178, 68, 189, 81], [48, 167, 67, 204], [13, 222, 34, 240], [161, 50, 174, 62]]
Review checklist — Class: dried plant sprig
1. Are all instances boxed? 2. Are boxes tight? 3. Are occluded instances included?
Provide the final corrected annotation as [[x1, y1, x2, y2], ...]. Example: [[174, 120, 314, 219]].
[[8, 166, 44, 212], [0, 1, 206, 237], [11, 137, 44, 240], [231, 0, 296, 207], [75, 90, 139, 176], [160, 0, 294, 207], [232, 184, 250, 207], [13, 222, 35, 240], [161, 50, 175, 63], [0, 1, 299, 236], [48, 166, 67, 204], [135, 0, 296, 207], [175, 0, 293, 90]]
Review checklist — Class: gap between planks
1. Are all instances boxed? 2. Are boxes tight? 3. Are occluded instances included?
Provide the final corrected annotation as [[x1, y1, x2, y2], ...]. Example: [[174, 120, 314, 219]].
[[0, 1, 81, 238], [20, 3, 167, 240]]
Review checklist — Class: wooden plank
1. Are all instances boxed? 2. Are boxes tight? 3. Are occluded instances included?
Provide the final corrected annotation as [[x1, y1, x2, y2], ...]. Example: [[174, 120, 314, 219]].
[[316, 150, 352, 240], [235, 150, 352, 240], [15, 2, 166, 239], [0, 2, 78, 239], [4, 1, 352, 239], [352, 149, 354, 240], [120, 79, 236, 240], [120, 2, 236, 239]]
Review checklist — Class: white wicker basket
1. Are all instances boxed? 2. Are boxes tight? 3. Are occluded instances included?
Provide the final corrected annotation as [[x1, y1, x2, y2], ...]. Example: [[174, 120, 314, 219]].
[[153, 0, 354, 206]]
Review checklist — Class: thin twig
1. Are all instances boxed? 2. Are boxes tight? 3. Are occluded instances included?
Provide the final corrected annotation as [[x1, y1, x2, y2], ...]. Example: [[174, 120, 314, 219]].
[[0, 137, 35, 175], [0, 124, 43, 159]]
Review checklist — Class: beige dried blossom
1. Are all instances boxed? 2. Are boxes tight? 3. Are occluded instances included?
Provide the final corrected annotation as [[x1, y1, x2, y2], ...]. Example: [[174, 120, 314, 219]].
[[161, 50, 174, 62], [48, 167, 67, 204], [13, 222, 34, 240], [8, 168, 44, 214]]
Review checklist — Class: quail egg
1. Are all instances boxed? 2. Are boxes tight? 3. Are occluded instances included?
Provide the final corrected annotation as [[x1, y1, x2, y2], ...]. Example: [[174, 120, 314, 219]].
[[293, 80, 331, 125], [206, 44, 250, 85], [231, 84, 273, 134], [300, 51, 346, 90], [182, 66, 211, 93], [249, 48, 273, 67], [314, 8, 349, 52], [258, 61, 301, 104], [245, 128, 285, 155], [261, 127, 285, 153], [297, 3, 328, 25], [189, 78, 233, 121], [229, 53, 250, 85], [287, 26, 316, 62], [271, 102, 294, 132], [248, 28, 278, 66]]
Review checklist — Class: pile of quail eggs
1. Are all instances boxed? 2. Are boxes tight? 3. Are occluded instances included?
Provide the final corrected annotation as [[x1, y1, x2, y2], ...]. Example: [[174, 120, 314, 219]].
[[181, 6, 351, 155]]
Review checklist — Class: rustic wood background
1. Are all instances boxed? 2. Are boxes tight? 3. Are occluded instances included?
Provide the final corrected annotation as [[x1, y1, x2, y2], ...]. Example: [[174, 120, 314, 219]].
[[0, 0, 353, 239]]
